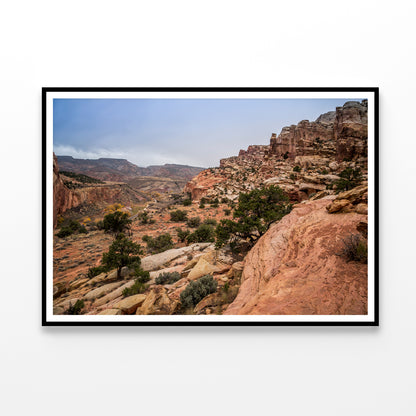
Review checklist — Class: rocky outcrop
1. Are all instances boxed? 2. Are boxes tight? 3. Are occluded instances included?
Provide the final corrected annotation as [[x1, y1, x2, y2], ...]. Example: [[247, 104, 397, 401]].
[[225, 196, 368, 315], [53, 153, 81, 227], [334, 100, 368, 161]]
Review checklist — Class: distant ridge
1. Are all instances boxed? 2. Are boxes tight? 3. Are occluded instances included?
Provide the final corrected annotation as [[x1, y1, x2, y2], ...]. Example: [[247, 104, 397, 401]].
[[56, 156, 205, 182]]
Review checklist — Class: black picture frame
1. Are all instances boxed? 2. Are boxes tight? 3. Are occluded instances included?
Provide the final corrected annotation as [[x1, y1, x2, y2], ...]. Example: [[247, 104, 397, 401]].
[[43, 87, 379, 326]]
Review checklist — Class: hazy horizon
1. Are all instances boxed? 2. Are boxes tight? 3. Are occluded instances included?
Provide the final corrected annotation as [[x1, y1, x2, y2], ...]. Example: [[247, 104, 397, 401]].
[[53, 98, 363, 168]]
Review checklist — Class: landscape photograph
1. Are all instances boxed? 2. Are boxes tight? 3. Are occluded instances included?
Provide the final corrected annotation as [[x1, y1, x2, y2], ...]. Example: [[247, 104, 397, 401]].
[[44, 89, 376, 324]]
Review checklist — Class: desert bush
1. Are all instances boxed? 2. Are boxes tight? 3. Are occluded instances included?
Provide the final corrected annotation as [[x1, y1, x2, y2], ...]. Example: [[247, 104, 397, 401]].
[[176, 228, 190, 243], [102, 233, 143, 278], [224, 209, 231, 216], [155, 271, 181, 285], [186, 224, 216, 243], [187, 217, 201, 228], [339, 234, 368, 263], [87, 265, 109, 278], [182, 199, 192, 206], [334, 167, 363, 193], [215, 185, 292, 249], [142, 233, 174, 253], [103, 211, 131, 235], [170, 210, 188, 222], [65, 300, 85, 315], [122, 280, 147, 297], [56, 220, 88, 238], [180, 275, 218, 309], [293, 165, 301, 172], [199, 202, 205, 208], [203, 218, 217, 226]]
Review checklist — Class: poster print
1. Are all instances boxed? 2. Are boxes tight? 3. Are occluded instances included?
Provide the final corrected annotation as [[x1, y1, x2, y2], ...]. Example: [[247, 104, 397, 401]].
[[43, 88, 378, 325]]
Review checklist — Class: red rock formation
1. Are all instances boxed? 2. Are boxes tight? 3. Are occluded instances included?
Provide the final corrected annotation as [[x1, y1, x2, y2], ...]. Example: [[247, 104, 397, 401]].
[[53, 153, 81, 227], [334, 100, 368, 161], [269, 101, 367, 161], [184, 171, 226, 200], [225, 197, 368, 315]]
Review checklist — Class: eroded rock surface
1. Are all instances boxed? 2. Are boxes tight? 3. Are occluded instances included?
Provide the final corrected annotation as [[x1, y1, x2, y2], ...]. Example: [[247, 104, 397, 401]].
[[225, 197, 368, 315]]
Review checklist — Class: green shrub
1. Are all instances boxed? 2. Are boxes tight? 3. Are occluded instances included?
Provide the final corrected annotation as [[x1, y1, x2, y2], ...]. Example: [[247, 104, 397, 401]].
[[215, 185, 292, 249], [187, 217, 201, 228], [203, 218, 217, 226], [334, 167, 363, 193], [176, 228, 191, 243], [186, 224, 216, 243], [199, 203, 205, 209], [142, 233, 174, 253], [138, 211, 151, 224], [182, 199, 192, 206], [224, 209, 231, 216], [339, 234, 368, 263], [290, 173, 297, 181], [102, 233, 143, 278], [155, 271, 181, 285], [87, 265, 109, 278], [65, 300, 85, 315], [170, 210, 188, 222], [122, 280, 147, 297], [293, 165, 301, 172], [180, 275, 218, 309], [103, 211, 131, 235], [56, 220, 87, 238], [134, 267, 150, 283]]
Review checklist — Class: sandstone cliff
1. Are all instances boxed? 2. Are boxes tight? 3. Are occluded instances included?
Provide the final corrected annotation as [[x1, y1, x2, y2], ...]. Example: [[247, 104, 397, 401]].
[[184, 100, 368, 203], [53, 153, 81, 227], [225, 196, 368, 315]]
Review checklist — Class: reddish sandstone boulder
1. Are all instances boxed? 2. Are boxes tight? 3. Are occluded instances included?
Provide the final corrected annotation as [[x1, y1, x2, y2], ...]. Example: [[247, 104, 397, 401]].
[[225, 197, 368, 315]]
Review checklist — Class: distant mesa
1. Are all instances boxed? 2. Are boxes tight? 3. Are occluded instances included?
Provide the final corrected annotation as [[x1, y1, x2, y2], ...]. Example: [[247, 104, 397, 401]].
[[56, 156, 205, 182]]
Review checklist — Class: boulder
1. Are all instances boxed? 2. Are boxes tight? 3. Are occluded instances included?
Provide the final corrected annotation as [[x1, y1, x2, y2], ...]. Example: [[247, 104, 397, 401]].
[[93, 280, 136, 307], [225, 197, 368, 315], [113, 294, 146, 314], [136, 286, 178, 315], [97, 309, 122, 315], [326, 198, 352, 213], [83, 282, 124, 301], [141, 243, 211, 271], [187, 258, 221, 281]]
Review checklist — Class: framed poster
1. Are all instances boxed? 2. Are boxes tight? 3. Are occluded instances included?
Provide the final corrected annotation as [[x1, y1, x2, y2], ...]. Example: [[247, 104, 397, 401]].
[[43, 88, 378, 326]]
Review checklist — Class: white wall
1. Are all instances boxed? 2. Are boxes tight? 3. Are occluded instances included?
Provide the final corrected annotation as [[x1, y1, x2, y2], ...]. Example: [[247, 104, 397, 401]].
[[1, 1, 415, 415]]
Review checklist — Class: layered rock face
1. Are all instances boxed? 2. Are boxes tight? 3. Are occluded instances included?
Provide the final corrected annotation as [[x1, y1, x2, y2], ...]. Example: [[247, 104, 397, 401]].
[[225, 196, 368, 315], [53, 154, 81, 227], [53, 154, 147, 227], [334, 100, 368, 161], [269, 101, 367, 161], [184, 100, 368, 203]]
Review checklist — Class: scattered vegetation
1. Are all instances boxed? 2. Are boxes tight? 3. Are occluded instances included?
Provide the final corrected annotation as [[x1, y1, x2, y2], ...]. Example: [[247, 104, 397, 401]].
[[186, 217, 201, 228], [61, 171, 104, 184], [170, 209, 188, 222], [215, 185, 292, 251], [155, 271, 181, 285], [56, 220, 87, 238], [138, 211, 155, 225], [142, 233, 174, 254], [122, 280, 147, 297], [64, 299, 85, 315], [180, 275, 218, 309], [293, 165, 301, 172], [176, 228, 191, 243], [182, 198, 192, 206], [87, 265, 109, 278], [103, 211, 131, 235], [186, 223, 216, 243], [102, 233, 143, 278], [339, 234, 368, 263], [334, 167, 363, 193], [202, 218, 217, 226]]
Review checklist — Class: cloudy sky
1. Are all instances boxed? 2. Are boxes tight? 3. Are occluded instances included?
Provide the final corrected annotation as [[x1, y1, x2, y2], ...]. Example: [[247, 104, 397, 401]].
[[53, 98, 361, 168]]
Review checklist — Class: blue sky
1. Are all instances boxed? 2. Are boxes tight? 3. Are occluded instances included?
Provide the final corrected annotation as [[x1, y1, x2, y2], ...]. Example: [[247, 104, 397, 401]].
[[53, 98, 362, 168]]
